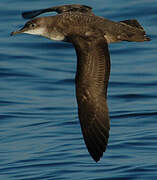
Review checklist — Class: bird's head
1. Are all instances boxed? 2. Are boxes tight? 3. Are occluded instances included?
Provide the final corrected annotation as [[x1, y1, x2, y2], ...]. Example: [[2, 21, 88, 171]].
[[11, 16, 66, 41], [11, 17, 47, 36]]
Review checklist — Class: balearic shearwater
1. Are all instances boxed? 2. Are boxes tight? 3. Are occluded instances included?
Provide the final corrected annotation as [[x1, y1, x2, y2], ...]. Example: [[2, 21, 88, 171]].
[[11, 4, 151, 162]]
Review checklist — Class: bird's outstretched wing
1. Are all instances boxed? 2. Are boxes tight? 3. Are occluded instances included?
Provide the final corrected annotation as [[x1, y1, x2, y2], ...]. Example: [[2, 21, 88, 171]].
[[22, 4, 93, 19], [70, 34, 110, 162]]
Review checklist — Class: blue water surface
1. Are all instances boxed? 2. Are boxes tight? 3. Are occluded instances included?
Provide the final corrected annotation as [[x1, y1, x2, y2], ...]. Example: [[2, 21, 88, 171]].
[[0, 0, 157, 179]]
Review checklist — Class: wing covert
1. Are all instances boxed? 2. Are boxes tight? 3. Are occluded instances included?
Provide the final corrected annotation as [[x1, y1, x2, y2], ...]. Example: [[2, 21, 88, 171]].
[[71, 34, 111, 162], [22, 4, 93, 19]]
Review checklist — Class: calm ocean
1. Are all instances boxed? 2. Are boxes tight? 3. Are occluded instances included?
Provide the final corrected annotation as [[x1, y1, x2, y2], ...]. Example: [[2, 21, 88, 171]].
[[0, 0, 157, 179]]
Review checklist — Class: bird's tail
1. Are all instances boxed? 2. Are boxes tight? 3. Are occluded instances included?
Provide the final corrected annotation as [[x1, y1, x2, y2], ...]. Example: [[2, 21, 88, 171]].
[[119, 19, 151, 42]]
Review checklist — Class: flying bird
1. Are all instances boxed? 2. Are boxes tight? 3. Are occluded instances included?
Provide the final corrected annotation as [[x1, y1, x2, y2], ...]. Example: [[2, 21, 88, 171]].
[[11, 4, 151, 162]]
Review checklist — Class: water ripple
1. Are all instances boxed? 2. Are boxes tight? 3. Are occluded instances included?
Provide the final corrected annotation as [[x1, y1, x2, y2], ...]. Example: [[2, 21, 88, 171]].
[[1, 0, 157, 180]]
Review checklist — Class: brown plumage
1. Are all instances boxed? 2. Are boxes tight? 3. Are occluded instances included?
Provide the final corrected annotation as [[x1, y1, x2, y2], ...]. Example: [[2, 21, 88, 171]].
[[11, 4, 151, 162]]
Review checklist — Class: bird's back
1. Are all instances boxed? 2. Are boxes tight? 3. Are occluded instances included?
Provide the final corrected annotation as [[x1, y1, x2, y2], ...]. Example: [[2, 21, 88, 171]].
[[55, 12, 150, 43]]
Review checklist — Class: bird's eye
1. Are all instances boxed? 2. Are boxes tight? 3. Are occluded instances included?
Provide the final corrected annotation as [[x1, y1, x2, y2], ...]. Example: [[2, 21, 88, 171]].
[[26, 22, 36, 28], [30, 23, 36, 28]]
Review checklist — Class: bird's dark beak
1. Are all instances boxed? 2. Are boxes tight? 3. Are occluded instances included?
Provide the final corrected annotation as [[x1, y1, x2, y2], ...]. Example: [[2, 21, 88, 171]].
[[10, 26, 28, 36]]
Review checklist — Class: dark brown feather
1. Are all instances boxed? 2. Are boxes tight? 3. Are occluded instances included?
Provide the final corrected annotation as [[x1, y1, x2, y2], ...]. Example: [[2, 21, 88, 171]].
[[11, 4, 151, 162], [22, 4, 93, 19], [70, 34, 110, 162]]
